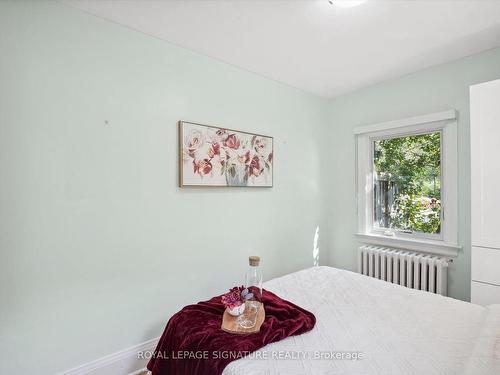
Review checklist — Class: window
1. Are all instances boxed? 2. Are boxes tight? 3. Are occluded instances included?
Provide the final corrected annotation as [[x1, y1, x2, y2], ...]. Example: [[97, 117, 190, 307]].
[[373, 131, 441, 238], [355, 111, 459, 256]]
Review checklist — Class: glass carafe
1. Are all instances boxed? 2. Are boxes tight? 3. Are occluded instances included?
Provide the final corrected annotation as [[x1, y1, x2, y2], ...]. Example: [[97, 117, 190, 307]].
[[245, 256, 263, 307]]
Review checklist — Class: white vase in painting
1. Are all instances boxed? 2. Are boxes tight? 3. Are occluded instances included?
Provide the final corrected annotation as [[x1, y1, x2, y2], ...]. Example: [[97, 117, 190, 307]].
[[225, 163, 248, 186]]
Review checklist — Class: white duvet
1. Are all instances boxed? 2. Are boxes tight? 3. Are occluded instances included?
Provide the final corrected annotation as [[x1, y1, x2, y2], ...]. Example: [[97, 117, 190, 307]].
[[223, 266, 500, 375]]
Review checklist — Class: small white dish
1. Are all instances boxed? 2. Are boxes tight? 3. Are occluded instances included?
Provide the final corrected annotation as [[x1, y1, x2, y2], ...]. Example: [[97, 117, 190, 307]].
[[226, 304, 245, 316]]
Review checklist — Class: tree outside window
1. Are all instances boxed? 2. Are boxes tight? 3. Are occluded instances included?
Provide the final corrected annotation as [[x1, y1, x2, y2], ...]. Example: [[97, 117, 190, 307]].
[[373, 131, 441, 234]]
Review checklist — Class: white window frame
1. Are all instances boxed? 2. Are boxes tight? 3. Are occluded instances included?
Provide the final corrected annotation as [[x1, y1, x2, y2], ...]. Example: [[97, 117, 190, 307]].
[[355, 110, 460, 257]]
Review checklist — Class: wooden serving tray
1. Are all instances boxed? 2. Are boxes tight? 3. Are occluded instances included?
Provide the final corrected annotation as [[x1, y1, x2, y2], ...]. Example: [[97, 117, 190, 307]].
[[221, 302, 265, 334]]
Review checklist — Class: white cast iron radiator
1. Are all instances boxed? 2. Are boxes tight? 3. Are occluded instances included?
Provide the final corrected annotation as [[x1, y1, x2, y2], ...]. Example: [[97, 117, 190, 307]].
[[357, 246, 450, 295]]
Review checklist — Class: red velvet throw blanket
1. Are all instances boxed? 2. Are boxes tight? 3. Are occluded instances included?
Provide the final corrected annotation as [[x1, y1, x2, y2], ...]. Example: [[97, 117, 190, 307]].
[[147, 289, 316, 375]]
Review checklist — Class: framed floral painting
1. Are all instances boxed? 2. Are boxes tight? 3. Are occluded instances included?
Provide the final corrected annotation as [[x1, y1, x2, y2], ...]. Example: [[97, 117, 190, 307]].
[[179, 121, 273, 187]]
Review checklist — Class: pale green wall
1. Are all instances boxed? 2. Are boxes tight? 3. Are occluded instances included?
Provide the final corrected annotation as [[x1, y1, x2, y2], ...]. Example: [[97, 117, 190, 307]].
[[0, 2, 328, 374], [3, 1, 500, 374], [326, 46, 500, 302]]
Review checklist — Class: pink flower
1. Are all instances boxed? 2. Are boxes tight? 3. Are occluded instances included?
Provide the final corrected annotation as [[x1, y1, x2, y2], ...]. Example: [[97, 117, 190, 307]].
[[193, 159, 212, 176], [208, 143, 220, 158], [238, 150, 251, 165], [216, 129, 228, 141], [224, 134, 240, 150], [208, 128, 229, 143], [248, 155, 263, 177], [268, 152, 273, 163], [221, 287, 243, 310], [184, 130, 204, 157], [254, 137, 267, 154]]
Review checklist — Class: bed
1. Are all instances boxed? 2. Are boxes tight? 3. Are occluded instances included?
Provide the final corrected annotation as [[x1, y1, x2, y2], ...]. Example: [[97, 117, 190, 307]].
[[222, 266, 500, 375]]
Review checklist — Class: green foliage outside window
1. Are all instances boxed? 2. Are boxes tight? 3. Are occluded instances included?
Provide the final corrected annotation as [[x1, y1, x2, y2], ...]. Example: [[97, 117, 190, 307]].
[[373, 132, 441, 234]]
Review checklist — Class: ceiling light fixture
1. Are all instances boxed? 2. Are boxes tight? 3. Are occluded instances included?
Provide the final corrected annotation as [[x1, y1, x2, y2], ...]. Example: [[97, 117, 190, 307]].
[[329, 0, 368, 8]]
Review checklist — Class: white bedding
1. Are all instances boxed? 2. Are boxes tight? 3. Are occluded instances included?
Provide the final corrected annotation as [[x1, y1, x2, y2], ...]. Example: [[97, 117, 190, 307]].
[[223, 266, 500, 375]]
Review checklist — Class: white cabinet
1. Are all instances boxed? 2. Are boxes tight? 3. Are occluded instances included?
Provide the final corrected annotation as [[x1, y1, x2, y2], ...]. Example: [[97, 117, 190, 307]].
[[471, 281, 500, 306], [471, 246, 500, 286], [470, 79, 500, 305], [471, 246, 500, 305], [470, 79, 500, 250]]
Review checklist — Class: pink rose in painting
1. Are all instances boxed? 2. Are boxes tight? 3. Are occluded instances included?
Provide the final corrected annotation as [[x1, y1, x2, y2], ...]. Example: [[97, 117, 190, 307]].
[[237, 150, 251, 165], [193, 159, 213, 176], [254, 137, 267, 154], [185, 130, 204, 157], [268, 152, 273, 163], [224, 134, 240, 150], [248, 155, 263, 177], [216, 129, 229, 141], [208, 128, 229, 143], [208, 142, 220, 158]]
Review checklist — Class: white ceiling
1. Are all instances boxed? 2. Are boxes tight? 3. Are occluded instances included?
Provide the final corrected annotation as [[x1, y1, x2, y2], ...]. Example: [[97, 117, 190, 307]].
[[65, 0, 500, 98]]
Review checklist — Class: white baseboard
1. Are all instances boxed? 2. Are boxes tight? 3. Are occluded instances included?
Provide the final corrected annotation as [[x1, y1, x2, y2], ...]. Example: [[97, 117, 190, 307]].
[[57, 337, 159, 375]]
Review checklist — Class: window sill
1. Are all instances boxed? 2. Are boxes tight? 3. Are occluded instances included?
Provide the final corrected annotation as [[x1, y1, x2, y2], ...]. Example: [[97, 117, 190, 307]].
[[355, 232, 461, 257]]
